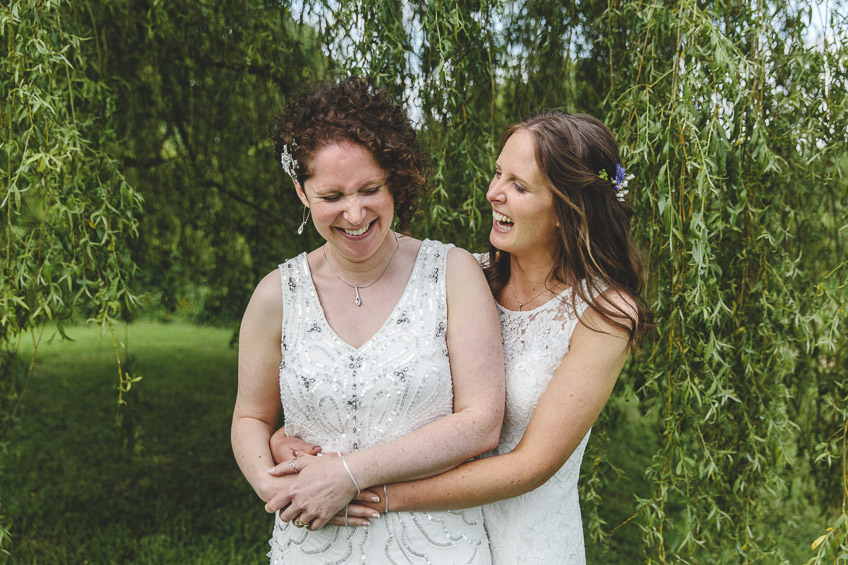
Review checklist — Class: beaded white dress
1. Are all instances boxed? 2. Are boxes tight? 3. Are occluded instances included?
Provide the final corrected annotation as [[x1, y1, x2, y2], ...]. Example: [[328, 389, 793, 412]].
[[269, 239, 491, 565], [477, 257, 593, 564]]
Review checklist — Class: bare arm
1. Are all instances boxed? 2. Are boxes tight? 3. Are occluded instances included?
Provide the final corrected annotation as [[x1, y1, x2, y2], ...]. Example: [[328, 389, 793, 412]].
[[366, 291, 634, 513], [231, 270, 290, 503], [267, 247, 505, 527]]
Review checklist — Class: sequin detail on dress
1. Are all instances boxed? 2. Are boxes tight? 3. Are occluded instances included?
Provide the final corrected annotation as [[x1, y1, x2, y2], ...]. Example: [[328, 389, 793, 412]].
[[269, 240, 491, 564]]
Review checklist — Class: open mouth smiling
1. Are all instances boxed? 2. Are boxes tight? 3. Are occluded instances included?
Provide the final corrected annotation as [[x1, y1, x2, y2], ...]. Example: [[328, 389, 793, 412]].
[[493, 211, 514, 230], [337, 220, 375, 237]]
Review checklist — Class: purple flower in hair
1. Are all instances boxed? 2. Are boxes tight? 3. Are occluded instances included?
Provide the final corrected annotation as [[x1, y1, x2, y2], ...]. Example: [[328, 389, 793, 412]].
[[611, 163, 633, 202], [615, 164, 626, 186]]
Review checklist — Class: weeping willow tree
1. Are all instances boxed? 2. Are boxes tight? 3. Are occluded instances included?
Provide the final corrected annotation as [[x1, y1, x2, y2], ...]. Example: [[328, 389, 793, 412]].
[[0, 4, 143, 416], [2, 0, 846, 561], [600, 2, 848, 561], [292, 1, 847, 561], [1, 0, 144, 550]]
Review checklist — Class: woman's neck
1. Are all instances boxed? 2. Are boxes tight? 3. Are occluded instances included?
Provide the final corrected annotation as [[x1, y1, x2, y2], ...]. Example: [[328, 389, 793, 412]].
[[324, 231, 400, 285], [508, 250, 556, 291]]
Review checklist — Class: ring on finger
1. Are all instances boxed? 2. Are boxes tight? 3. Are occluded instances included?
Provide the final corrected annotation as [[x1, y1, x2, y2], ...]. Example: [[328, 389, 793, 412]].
[[289, 458, 299, 472], [294, 516, 310, 528]]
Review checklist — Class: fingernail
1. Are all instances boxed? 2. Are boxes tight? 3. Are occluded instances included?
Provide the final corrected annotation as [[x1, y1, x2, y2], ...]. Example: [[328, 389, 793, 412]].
[[370, 512, 380, 519], [267, 467, 275, 473], [369, 496, 380, 502]]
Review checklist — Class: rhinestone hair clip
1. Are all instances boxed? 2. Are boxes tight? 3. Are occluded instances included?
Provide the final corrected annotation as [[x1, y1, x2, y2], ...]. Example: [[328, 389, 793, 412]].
[[280, 143, 299, 180]]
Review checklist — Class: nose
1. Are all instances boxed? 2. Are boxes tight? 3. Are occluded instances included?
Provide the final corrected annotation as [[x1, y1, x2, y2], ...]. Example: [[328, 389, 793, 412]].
[[343, 196, 366, 225], [486, 177, 505, 204]]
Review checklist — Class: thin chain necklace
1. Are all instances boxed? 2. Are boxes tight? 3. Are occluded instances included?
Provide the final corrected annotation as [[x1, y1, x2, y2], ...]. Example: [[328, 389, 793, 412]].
[[508, 280, 551, 312], [323, 233, 400, 307]]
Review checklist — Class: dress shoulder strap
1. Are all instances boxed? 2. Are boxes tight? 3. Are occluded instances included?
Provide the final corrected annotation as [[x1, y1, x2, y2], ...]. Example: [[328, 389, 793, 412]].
[[277, 253, 309, 355], [418, 238, 454, 291], [413, 239, 453, 339]]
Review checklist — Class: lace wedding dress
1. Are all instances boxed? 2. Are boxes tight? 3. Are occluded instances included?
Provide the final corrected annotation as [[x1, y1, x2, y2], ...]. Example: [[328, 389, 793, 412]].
[[269, 239, 491, 564], [479, 261, 593, 564]]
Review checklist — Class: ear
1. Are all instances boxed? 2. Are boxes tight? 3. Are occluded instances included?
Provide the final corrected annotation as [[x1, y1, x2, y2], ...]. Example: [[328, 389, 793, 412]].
[[294, 180, 309, 208]]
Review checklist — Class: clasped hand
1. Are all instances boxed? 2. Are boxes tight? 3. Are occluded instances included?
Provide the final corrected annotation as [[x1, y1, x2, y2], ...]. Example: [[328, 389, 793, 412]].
[[267, 434, 382, 528]]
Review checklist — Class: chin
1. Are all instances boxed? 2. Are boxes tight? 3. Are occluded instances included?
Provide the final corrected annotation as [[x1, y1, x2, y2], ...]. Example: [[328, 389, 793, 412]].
[[488, 232, 513, 253]]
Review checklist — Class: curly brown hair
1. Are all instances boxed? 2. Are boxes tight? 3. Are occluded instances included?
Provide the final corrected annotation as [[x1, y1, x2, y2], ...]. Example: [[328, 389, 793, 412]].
[[484, 111, 654, 351], [271, 76, 428, 232]]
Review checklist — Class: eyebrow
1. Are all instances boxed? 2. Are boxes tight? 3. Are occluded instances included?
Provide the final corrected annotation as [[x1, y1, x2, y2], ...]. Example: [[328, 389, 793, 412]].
[[496, 163, 535, 190]]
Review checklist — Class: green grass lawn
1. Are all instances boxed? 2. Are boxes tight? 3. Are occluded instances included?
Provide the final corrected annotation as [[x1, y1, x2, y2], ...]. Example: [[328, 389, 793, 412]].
[[1, 322, 268, 564], [0, 322, 828, 563], [1, 322, 654, 564]]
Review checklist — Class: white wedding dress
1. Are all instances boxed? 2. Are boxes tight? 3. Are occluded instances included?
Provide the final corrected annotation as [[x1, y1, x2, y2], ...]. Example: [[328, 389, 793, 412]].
[[478, 257, 593, 564], [269, 239, 491, 564]]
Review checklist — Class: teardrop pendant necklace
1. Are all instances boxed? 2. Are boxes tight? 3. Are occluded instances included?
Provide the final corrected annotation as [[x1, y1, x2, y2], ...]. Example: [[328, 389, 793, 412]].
[[323, 233, 400, 307], [509, 280, 551, 312]]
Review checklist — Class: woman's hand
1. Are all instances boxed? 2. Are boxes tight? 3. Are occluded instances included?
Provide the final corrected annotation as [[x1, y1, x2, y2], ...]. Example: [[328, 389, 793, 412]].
[[326, 488, 384, 527], [267, 457, 384, 528], [256, 473, 299, 506], [269, 426, 322, 465], [268, 451, 327, 476], [264, 456, 362, 530]]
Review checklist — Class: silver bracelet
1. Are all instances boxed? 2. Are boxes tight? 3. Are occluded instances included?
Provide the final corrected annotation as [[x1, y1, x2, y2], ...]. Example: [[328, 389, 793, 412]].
[[340, 453, 361, 495], [383, 484, 389, 513]]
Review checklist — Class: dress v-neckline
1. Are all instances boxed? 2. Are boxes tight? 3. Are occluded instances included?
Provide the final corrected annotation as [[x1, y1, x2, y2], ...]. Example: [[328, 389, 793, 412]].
[[301, 240, 429, 351]]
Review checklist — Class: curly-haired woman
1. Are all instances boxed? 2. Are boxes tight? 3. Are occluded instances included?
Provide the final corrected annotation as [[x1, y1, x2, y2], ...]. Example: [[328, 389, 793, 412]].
[[272, 111, 653, 564], [231, 76, 505, 563]]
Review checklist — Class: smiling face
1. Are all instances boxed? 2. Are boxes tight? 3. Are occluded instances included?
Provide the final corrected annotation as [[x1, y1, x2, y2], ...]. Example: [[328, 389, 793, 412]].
[[486, 129, 560, 259], [296, 141, 395, 265]]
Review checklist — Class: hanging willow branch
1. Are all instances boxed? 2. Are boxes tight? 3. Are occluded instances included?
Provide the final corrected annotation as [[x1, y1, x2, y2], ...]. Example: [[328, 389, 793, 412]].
[[296, 1, 848, 561]]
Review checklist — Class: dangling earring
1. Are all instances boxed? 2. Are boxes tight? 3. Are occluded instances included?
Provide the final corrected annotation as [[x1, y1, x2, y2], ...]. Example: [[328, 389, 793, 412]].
[[297, 206, 311, 235]]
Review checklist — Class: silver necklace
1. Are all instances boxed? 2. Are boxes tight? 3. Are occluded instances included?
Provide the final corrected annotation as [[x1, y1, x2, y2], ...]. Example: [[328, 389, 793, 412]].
[[509, 280, 550, 312], [323, 233, 400, 307]]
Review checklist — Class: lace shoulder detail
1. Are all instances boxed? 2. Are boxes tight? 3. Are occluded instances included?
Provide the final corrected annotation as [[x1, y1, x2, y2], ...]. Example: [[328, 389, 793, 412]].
[[472, 251, 489, 268]]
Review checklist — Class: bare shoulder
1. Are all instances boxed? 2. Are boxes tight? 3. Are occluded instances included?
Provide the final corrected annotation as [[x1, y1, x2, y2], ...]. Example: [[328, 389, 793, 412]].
[[252, 268, 284, 308], [574, 287, 638, 346], [446, 245, 485, 276], [445, 246, 495, 319], [595, 287, 639, 320], [241, 268, 284, 331]]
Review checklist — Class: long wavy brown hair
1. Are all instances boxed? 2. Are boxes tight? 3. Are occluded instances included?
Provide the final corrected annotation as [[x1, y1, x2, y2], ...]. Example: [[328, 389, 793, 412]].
[[271, 76, 428, 232], [484, 111, 653, 350]]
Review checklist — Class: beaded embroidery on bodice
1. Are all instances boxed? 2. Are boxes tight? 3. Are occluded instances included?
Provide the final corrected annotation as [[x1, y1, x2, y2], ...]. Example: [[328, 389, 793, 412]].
[[475, 255, 593, 564], [270, 240, 491, 564]]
